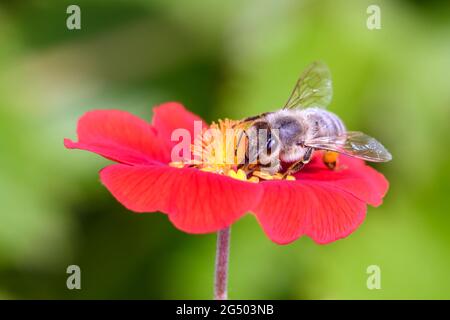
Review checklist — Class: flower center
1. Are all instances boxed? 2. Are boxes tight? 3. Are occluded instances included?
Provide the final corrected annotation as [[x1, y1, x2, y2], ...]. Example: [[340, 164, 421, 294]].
[[169, 119, 295, 182]]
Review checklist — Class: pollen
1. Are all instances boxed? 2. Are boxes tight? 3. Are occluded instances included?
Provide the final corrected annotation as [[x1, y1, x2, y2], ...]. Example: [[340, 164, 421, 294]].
[[323, 150, 339, 169]]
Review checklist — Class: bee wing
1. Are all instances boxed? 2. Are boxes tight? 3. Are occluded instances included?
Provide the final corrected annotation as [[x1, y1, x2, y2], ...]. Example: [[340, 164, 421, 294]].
[[304, 131, 392, 162], [283, 61, 333, 110]]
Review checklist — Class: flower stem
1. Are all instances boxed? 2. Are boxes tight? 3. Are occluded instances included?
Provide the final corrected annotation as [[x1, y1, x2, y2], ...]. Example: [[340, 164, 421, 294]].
[[214, 227, 231, 300]]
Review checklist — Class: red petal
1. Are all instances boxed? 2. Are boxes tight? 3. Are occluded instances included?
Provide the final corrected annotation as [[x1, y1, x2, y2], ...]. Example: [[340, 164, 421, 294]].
[[152, 102, 207, 148], [295, 154, 389, 206], [64, 110, 169, 165], [254, 180, 367, 245], [100, 164, 263, 233]]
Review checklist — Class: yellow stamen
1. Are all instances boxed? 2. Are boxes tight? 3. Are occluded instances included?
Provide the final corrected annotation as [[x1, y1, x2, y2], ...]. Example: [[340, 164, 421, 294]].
[[189, 119, 244, 174]]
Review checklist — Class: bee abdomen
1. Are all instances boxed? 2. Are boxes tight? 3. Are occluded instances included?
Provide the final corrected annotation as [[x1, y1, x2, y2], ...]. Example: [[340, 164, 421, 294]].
[[301, 108, 346, 138]]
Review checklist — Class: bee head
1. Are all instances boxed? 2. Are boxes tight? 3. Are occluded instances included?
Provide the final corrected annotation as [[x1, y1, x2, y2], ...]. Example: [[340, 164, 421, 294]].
[[246, 121, 281, 169]]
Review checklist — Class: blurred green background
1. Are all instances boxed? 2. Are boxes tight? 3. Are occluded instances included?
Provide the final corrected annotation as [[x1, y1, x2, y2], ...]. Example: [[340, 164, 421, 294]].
[[0, 0, 449, 299]]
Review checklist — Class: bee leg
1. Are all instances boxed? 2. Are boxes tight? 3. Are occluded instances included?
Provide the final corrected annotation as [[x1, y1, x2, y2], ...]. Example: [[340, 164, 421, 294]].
[[302, 147, 314, 164], [282, 148, 314, 178], [282, 160, 305, 178]]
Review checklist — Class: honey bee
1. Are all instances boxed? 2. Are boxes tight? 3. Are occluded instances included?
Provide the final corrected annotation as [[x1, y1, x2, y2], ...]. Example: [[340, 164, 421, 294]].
[[235, 61, 392, 176]]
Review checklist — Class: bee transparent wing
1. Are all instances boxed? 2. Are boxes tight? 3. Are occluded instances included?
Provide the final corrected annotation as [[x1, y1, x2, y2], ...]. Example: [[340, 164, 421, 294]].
[[304, 131, 392, 162], [283, 61, 333, 110]]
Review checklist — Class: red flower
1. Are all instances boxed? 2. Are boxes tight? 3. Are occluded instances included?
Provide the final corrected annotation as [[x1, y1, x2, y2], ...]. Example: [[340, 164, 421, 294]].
[[65, 103, 389, 245]]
